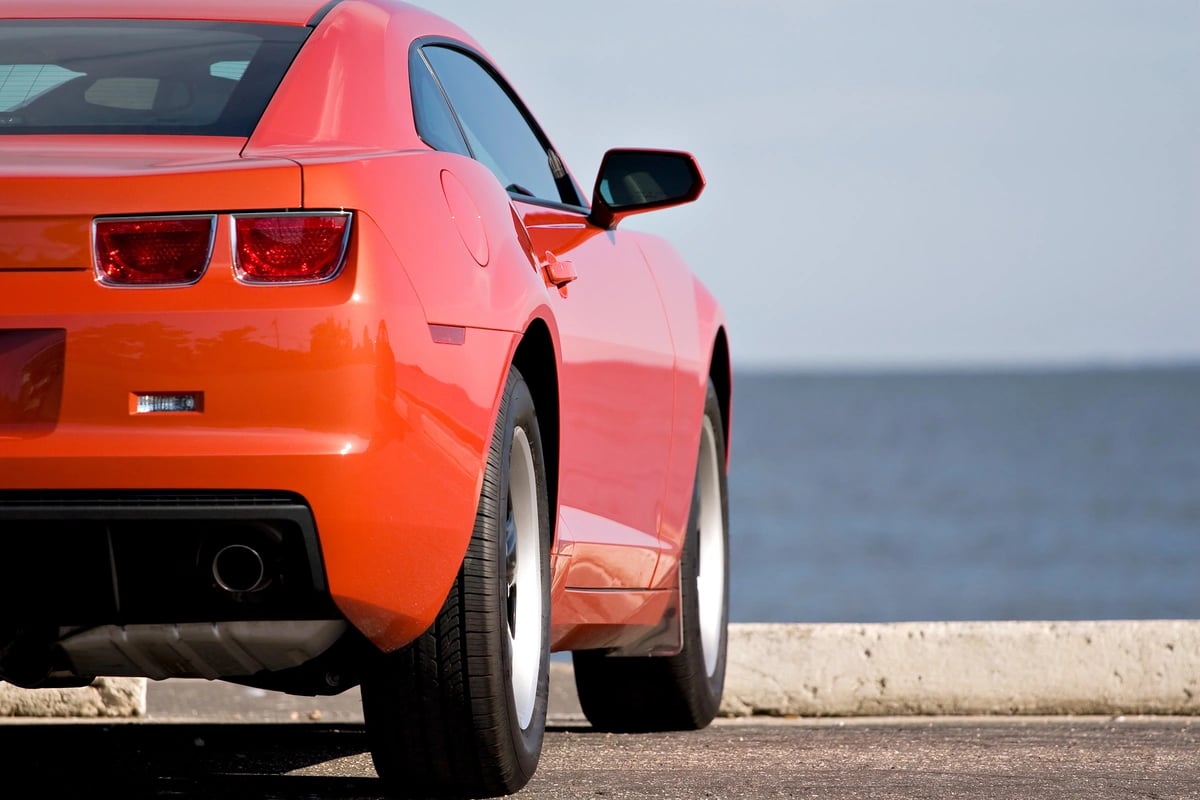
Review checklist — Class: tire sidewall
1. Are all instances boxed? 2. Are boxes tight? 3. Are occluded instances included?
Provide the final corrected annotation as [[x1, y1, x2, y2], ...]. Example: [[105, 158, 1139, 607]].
[[495, 371, 552, 767], [684, 381, 729, 715]]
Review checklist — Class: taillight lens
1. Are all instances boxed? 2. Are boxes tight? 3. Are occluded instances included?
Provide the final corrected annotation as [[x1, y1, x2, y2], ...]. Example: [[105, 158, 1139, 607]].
[[94, 216, 216, 286], [232, 212, 352, 284]]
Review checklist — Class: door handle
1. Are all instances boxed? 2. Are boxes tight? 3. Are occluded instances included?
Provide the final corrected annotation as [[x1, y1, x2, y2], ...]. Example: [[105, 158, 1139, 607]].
[[543, 252, 577, 288]]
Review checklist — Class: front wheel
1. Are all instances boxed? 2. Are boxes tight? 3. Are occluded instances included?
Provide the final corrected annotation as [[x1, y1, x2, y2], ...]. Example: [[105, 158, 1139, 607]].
[[573, 377, 729, 732], [360, 366, 551, 797]]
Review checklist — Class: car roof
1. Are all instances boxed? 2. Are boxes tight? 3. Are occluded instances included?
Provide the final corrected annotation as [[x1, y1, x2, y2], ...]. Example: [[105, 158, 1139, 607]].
[[0, 0, 346, 25], [0, 1, 476, 48], [0, 1, 479, 50]]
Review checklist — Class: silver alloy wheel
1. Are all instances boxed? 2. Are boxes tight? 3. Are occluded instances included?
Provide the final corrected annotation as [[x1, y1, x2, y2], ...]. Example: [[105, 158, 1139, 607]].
[[506, 426, 543, 729], [695, 416, 726, 679]]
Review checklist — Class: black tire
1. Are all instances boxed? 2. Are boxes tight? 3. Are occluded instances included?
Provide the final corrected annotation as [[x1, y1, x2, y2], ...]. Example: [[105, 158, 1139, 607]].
[[572, 377, 729, 732], [360, 366, 551, 797]]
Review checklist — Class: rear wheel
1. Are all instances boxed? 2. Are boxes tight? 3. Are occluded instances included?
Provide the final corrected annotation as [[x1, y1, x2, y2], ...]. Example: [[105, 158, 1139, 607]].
[[573, 377, 729, 732], [360, 366, 551, 797]]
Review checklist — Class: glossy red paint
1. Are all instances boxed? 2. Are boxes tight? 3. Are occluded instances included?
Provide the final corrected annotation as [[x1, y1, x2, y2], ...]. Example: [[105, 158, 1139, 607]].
[[0, 0, 729, 662], [514, 204, 677, 591], [2, 204, 512, 650]]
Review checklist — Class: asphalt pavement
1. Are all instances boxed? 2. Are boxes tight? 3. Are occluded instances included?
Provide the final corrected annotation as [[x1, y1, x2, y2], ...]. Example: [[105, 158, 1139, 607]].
[[0, 669, 1196, 799]]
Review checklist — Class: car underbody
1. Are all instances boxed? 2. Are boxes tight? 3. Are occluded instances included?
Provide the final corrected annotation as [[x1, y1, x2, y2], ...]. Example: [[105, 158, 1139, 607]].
[[0, 490, 361, 694]]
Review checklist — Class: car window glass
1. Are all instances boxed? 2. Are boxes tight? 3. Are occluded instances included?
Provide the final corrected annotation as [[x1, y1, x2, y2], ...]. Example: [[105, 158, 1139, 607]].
[[0, 21, 307, 136], [410, 51, 470, 157], [422, 45, 568, 203]]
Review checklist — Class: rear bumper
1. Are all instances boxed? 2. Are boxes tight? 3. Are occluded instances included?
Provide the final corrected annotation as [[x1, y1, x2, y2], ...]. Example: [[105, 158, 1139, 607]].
[[0, 345, 510, 655], [0, 331, 517, 658]]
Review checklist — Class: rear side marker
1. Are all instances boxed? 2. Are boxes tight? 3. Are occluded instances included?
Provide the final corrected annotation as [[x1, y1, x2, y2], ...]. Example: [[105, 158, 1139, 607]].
[[429, 324, 466, 345]]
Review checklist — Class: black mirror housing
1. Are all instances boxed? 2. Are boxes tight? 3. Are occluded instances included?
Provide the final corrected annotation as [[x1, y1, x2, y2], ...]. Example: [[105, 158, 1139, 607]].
[[588, 149, 705, 230]]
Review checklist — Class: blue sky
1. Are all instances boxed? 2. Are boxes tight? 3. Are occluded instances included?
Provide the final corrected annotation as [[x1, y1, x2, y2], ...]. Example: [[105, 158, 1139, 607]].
[[414, 1, 1199, 369]]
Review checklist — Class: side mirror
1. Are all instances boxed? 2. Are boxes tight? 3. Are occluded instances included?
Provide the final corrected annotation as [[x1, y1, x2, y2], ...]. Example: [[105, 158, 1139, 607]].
[[588, 149, 705, 230]]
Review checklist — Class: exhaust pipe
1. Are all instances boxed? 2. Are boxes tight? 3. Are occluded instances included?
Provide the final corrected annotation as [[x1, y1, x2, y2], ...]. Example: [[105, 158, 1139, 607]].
[[212, 543, 269, 594]]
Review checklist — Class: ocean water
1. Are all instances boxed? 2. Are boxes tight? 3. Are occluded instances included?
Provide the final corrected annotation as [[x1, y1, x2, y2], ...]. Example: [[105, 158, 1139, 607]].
[[727, 365, 1200, 624]]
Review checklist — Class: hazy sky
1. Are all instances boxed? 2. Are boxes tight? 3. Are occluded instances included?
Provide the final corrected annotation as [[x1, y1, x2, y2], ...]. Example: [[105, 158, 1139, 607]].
[[413, 1, 1199, 369]]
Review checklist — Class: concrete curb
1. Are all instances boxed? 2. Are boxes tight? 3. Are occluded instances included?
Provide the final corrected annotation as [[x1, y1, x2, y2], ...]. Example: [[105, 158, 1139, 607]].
[[0, 677, 146, 718], [3, 621, 1198, 718], [720, 621, 1200, 717]]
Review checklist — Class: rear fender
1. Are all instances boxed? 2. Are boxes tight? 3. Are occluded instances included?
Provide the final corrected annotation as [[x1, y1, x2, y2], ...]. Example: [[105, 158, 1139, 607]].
[[298, 151, 552, 335]]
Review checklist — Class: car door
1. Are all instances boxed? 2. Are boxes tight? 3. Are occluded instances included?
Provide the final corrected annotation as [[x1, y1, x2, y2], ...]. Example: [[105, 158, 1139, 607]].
[[415, 43, 676, 590]]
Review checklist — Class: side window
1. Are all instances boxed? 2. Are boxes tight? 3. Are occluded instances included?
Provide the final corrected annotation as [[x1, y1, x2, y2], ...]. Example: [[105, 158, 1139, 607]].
[[410, 50, 470, 157], [421, 45, 576, 205]]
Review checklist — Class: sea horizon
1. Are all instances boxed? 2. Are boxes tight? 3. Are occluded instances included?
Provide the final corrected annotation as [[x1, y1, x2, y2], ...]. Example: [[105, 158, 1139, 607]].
[[732, 356, 1200, 378], [726, 364, 1199, 624]]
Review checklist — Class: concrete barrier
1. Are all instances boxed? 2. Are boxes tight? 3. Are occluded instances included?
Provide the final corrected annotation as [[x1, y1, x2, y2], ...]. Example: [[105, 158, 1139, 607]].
[[0, 677, 146, 718], [720, 621, 1200, 717], [3, 621, 1198, 718]]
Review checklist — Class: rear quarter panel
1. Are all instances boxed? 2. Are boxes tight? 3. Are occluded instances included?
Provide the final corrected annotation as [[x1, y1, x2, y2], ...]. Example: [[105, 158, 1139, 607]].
[[283, 150, 560, 647]]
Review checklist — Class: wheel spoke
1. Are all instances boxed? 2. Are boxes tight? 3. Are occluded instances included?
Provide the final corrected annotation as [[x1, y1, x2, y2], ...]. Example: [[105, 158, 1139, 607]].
[[505, 499, 518, 592]]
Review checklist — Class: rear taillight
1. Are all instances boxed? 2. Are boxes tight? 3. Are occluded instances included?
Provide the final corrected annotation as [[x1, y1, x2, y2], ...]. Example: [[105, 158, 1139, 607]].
[[93, 215, 216, 286], [232, 212, 352, 284]]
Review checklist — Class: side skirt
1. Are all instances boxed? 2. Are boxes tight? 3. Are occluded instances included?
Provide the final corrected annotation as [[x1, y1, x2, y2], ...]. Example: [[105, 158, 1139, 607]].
[[549, 586, 682, 656]]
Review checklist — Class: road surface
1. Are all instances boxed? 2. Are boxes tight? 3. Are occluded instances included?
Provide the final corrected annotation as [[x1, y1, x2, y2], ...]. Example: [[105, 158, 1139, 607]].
[[0, 674, 1194, 799]]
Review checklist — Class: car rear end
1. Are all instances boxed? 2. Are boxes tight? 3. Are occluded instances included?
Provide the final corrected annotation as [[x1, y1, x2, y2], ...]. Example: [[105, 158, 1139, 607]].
[[0, 7, 488, 692]]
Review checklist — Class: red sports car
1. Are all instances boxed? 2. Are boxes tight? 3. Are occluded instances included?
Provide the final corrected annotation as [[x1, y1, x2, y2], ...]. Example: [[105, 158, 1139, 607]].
[[0, 1, 732, 795]]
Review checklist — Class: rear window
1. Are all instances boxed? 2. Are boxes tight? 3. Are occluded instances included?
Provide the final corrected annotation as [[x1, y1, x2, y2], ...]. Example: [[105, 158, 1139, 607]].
[[0, 20, 308, 136]]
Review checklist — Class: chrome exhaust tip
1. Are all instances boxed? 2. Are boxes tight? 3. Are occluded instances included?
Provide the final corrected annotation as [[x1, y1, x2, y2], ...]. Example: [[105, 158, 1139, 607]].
[[211, 543, 269, 594]]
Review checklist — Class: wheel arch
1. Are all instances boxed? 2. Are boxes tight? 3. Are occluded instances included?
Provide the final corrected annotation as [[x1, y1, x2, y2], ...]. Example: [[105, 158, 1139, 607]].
[[708, 326, 732, 463], [511, 317, 560, 549]]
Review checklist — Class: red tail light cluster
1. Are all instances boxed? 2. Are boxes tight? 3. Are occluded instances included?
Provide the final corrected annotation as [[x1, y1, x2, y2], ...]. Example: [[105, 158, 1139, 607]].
[[93, 212, 352, 287], [94, 216, 216, 286], [232, 213, 352, 284]]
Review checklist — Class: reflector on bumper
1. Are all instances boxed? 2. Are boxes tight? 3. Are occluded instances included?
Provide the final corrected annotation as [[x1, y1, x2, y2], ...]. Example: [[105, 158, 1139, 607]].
[[131, 392, 203, 414]]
